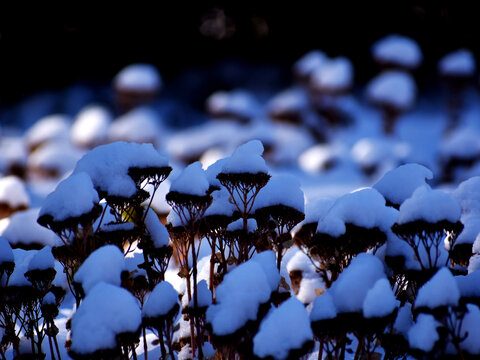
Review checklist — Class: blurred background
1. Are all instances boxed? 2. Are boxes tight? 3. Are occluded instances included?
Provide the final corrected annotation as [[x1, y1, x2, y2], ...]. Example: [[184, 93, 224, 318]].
[[0, 2, 478, 126]]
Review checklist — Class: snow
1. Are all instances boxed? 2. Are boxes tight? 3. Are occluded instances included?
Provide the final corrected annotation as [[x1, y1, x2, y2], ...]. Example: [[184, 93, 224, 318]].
[[114, 63, 162, 92], [204, 188, 236, 217], [24, 114, 71, 150], [70, 282, 142, 355], [453, 176, 480, 214], [310, 57, 353, 91], [396, 185, 462, 224], [316, 187, 397, 237], [0, 176, 30, 208], [473, 233, 480, 254], [253, 297, 313, 360], [39, 172, 99, 222], [293, 50, 328, 78], [460, 304, 480, 354], [71, 105, 112, 148], [0, 136, 27, 173], [296, 277, 324, 305], [109, 107, 164, 144], [144, 210, 170, 248], [221, 140, 268, 174], [366, 70, 417, 109], [329, 253, 386, 313], [169, 161, 209, 196], [267, 88, 309, 115], [9, 249, 37, 286], [438, 49, 476, 77], [205, 157, 229, 189], [28, 246, 55, 271], [186, 279, 212, 308], [253, 174, 305, 213], [363, 278, 398, 318], [1, 208, 59, 248], [310, 292, 337, 321], [407, 314, 439, 352], [206, 252, 279, 336], [142, 281, 179, 318], [73, 141, 169, 198], [43, 291, 56, 305], [441, 127, 480, 159], [251, 251, 282, 292], [74, 245, 126, 294], [372, 34, 423, 68], [468, 254, 480, 273], [27, 140, 85, 177], [351, 137, 410, 169], [206, 90, 260, 120], [393, 303, 413, 337], [455, 213, 480, 246], [0, 236, 14, 264], [373, 163, 433, 206], [227, 218, 257, 233], [415, 267, 460, 309]]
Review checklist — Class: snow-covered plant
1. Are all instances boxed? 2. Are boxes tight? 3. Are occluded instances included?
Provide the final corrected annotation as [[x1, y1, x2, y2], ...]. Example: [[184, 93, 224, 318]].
[[38, 141, 172, 305], [0, 176, 29, 220], [366, 70, 417, 134], [313, 188, 396, 286], [253, 174, 305, 271], [216, 140, 270, 263], [166, 161, 212, 358], [392, 186, 463, 284], [371, 34, 423, 72], [142, 281, 180, 359], [438, 49, 476, 127]]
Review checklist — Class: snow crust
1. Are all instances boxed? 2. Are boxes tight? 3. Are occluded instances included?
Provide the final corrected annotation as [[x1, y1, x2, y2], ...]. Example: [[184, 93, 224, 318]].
[[204, 188, 236, 217], [310, 292, 337, 321], [253, 297, 313, 360], [227, 218, 257, 233], [28, 246, 55, 271], [460, 304, 480, 354], [144, 210, 170, 248]]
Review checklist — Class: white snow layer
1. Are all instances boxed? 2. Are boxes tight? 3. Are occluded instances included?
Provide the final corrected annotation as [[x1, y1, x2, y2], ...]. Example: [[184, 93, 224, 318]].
[[0, 236, 14, 264], [253, 297, 313, 360], [114, 63, 162, 92], [25, 114, 71, 150], [71, 282, 142, 355], [39, 172, 99, 222], [293, 50, 328, 77], [142, 281, 179, 318], [74, 245, 126, 294], [169, 161, 209, 196], [373, 163, 433, 206], [366, 70, 417, 109], [0, 176, 30, 208], [227, 218, 257, 233], [28, 246, 55, 271], [362, 278, 398, 318], [408, 314, 439, 352], [397, 186, 462, 224], [310, 57, 353, 91], [221, 140, 268, 174], [144, 210, 170, 248], [206, 251, 279, 336], [310, 292, 337, 321], [73, 141, 169, 198], [316, 187, 397, 237], [438, 49, 476, 77], [253, 174, 305, 213], [415, 267, 460, 309], [460, 304, 480, 354], [0, 209, 59, 247], [372, 34, 423, 68], [71, 105, 113, 148], [109, 107, 164, 144]]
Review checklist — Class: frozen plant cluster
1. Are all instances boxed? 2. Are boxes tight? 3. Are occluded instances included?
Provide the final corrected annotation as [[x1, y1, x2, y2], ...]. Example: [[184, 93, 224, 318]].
[[2, 32, 480, 360]]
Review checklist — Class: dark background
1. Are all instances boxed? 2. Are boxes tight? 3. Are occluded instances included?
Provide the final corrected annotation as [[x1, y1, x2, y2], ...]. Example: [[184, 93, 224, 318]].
[[0, 2, 478, 112]]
